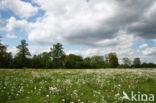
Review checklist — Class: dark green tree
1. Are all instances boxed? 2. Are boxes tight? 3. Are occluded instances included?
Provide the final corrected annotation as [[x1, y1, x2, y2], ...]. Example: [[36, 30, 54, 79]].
[[142, 62, 156, 68], [0, 36, 6, 52], [90, 56, 105, 68], [133, 57, 141, 68], [50, 43, 65, 68], [84, 57, 92, 68], [14, 40, 31, 68], [37, 52, 52, 68], [30, 55, 42, 68], [0, 36, 13, 68], [64, 54, 83, 68], [107, 53, 119, 68]]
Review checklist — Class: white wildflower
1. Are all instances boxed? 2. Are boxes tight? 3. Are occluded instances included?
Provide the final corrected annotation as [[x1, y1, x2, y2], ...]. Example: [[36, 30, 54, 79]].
[[46, 95, 49, 98], [49, 87, 58, 91], [62, 99, 65, 102], [115, 93, 120, 97]]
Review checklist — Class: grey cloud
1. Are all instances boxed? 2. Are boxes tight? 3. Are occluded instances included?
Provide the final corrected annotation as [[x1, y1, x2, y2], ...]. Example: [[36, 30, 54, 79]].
[[108, 0, 153, 25], [128, 17, 156, 39], [64, 0, 156, 46], [65, 25, 118, 46]]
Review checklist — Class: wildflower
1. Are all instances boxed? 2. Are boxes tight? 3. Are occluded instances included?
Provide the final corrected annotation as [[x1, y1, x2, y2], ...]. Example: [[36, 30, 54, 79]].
[[49, 87, 58, 91], [46, 95, 49, 98], [115, 93, 120, 97], [62, 99, 65, 102]]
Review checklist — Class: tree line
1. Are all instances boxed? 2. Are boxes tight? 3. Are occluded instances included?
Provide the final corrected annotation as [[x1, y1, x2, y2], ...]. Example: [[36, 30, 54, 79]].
[[0, 38, 156, 69]]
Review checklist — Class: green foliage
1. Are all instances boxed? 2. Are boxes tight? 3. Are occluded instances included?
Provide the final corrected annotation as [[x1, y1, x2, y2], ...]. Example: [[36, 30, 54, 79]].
[[133, 57, 141, 68], [142, 62, 156, 68], [83, 57, 92, 68], [50, 43, 65, 60], [50, 43, 65, 68], [64, 54, 83, 68], [31, 52, 52, 68], [107, 53, 119, 68], [16, 40, 31, 57], [0, 36, 13, 68], [90, 56, 105, 68], [122, 57, 131, 68], [14, 40, 31, 68]]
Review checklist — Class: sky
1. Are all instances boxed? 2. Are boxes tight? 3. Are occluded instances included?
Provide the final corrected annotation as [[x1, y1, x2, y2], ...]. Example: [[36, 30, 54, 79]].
[[0, 0, 156, 63]]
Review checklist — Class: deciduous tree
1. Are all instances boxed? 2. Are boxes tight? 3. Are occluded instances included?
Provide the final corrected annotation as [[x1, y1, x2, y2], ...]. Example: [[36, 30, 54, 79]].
[[122, 57, 131, 67], [107, 53, 119, 68], [0, 36, 13, 68]]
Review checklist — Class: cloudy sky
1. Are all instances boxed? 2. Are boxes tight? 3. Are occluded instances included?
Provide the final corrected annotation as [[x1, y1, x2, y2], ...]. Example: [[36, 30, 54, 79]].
[[0, 0, 156, 63]]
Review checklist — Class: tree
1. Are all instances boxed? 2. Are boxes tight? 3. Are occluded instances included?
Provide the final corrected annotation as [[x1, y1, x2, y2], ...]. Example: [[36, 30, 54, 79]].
[[104, 54, 110, 68], [122, 57, 131, 67], [30, 55, 43, 68], [50, 43, 65, 68], [91, 56, 103, 63], [0, 36, 6, 52], [107, 53, 119, 68], [90, 56, 105, 68], [84, 57, 92, 68], [0, 36, 13, 68], [64, 54, 83, 68], [14, 40, 31, 68], [50, 43, 65, 59], [0, 36, 7, 67], [37, 52, 52, 68], [141, 62, 156, 68], [133, 57, 141, 68]]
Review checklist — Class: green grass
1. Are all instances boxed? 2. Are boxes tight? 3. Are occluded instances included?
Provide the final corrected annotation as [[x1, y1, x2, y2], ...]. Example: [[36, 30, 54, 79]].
[[0, 69, 156, 103]]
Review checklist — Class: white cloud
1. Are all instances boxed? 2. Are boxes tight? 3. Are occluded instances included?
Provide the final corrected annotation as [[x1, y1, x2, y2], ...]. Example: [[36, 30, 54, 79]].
[[139, 44, 148, 49], [6, 34, 17, 39], [143, 48, 156, 56], [7, 47, 17, 56], [6, 17, 28, 32], [27, 0, 117, 43], [28, 45, 50, 55], [95, 39, 119, 47], [143, 47, 156, 56], [0, 0, 38, 19]]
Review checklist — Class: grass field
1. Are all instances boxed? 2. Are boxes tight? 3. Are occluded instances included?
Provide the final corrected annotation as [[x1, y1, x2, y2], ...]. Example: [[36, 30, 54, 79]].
[[0, 69, 156, 103]]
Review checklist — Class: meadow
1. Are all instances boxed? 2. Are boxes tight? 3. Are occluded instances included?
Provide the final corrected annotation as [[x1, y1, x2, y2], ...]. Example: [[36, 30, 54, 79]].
[[0, 69, 156, 103]]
